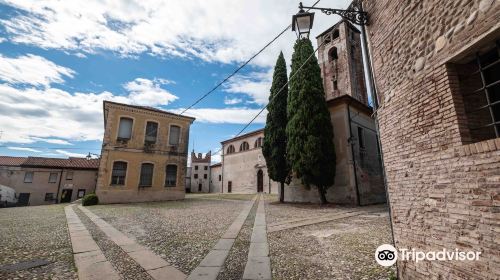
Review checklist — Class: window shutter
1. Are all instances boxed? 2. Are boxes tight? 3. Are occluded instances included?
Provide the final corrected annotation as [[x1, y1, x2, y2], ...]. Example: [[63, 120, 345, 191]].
[[118, 118, 133, 139]]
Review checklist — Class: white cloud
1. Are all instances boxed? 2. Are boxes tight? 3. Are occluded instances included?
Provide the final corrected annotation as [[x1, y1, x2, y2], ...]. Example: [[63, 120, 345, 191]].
[[7, 146, 42, 153], [0, 76, 179, 144], [123, 78, 178, 106], [174, 107, 267, 124], [0, 37, 5, 43], [31, 137, 74, 145], [224, 96, 243, 105], [0, 0, 350, 67], [55, 149, 87, 158], [0, 54, 75, 87], [224, 70, 272, 105]]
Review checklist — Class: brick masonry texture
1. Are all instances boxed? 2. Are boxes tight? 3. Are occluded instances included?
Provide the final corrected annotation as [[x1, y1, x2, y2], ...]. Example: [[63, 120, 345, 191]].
[[364, 0, 500, 279]]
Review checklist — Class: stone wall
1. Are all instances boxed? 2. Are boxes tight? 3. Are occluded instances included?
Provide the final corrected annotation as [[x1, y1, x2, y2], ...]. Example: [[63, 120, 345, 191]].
[[210, 165, 222, 193], [364, 0, 500, 278]]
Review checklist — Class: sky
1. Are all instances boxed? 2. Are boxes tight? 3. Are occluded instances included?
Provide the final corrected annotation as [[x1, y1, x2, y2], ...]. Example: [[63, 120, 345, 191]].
[[0, 0, 349, 163]]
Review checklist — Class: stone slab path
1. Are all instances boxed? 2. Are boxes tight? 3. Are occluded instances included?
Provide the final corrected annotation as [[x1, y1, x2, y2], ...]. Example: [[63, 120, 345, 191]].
[[243, 194, 271, 280], [187, 195, 258, 280], [267, 209, 378, 233], [77, 205, 186, 280], [64, 205, 120, 280]]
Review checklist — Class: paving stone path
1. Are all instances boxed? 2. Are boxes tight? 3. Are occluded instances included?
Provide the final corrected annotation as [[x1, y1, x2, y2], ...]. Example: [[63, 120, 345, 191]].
[[187, 195, 258, 280], [243, 194, 271, 280], [77, 205, 186, 280], [64, 205, 120, 280], [267, 209, 378, 233]]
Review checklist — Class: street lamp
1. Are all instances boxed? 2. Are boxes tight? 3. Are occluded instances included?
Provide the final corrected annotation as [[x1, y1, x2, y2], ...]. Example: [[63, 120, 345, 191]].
[[86, 152, 100, 160], [292, 4, 314, 39]]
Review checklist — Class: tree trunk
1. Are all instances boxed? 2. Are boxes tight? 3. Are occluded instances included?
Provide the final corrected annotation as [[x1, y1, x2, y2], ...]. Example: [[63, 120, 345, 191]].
[[279, 181, 285, 203], [317, 186, 328, 206]]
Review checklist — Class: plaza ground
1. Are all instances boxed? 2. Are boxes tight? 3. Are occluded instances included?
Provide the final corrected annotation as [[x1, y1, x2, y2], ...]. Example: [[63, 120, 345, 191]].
[[0, 193, 395, 279]]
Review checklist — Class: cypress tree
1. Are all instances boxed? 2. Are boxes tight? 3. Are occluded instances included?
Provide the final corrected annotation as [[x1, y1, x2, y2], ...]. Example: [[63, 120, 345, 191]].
[[286, 38, 336, 205], [263, 52, 290, 203]]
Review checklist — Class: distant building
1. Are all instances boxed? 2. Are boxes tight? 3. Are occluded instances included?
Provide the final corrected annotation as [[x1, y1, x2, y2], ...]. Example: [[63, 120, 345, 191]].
[[285, 20, 385, 205], [95, 101, 195, 204], [209, 162, 222, 193], [0, 156, 99, 206], [189, 151, 211, 193], [221, 129, 278, 194]]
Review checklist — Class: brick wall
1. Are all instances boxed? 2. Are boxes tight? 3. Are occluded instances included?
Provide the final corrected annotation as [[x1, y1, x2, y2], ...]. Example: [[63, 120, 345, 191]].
[[364, 0, 500, 278]]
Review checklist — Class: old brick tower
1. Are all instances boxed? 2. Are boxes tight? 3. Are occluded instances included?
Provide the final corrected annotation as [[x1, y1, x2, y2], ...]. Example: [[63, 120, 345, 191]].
[[317, 20, 368, 105]]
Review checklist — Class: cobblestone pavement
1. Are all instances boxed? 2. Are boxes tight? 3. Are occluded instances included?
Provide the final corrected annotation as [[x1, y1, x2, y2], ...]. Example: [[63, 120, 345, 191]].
[[0, 204, 77, 280], [265, 196, 396, 280], [88, 198, 246, 275]]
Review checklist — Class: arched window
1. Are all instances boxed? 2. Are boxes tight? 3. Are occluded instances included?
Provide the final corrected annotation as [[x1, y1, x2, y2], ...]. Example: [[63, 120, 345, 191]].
[[118, 117, 133, 140], [254, 137, 263, 148], [111, 161, 127, 185], [145, 121, 158, 144], [226, 145, 235, 154], [165, 165, 177, 187], [328, 47, 338, 62], [139, 163, 154, 187], [240, 141, 249, 151]]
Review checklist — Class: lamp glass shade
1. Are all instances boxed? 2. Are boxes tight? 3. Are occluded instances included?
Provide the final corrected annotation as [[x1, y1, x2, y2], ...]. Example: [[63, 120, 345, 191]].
[[292, 11, 314, 38]]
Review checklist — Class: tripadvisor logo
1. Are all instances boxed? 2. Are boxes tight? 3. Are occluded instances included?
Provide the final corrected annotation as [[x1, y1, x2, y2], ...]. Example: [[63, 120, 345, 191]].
[[375, 244, 481, 267]]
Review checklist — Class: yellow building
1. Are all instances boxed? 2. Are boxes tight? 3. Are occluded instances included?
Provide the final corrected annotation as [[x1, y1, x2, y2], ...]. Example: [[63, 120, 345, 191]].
[[95, 101, 195, 204]]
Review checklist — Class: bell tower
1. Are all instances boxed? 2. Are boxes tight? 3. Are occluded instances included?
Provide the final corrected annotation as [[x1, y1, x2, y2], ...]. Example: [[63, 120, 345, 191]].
[[316, 20, 368, 105]]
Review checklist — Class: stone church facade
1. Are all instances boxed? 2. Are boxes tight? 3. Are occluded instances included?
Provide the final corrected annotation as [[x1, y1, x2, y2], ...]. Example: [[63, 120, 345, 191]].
[[363, 0, 499, 278], [285, 20, 386, 205], [188, 151, 211, 193], [220, 129, 278, 194]]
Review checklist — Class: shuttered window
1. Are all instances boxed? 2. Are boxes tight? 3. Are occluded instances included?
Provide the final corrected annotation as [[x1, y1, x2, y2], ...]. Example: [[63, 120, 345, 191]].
[[169, 125, 180, 145], [111, 161, 127, 185], [145, 122, 158, 144], [165, 165, 177, 187], [139, 163, 154, 187], [118, 117, 133, 140]]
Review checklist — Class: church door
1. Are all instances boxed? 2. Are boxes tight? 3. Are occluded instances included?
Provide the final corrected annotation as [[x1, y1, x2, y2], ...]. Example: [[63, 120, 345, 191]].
[[257, 170, 263, 192]]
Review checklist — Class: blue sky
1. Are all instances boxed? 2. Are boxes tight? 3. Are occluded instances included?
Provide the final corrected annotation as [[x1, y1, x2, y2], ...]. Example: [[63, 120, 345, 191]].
[[0, 0, 348, 163]]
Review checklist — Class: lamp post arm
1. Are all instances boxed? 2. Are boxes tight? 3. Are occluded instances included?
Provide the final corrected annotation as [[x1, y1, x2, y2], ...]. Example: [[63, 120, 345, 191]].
[[299, 4, 368, 25]]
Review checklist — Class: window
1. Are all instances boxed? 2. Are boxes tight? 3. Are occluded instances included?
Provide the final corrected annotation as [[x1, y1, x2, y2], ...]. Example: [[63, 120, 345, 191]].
[[66, 171, 73, 180], [203, 174, 207, 179], [333, 80, 338, 90], [45, 193, 54, 201], [194, 165, 198, 170], [118, 117, 133, 140], [204, 166, 208, 170], [328, 47, 338, 62], [454, 40, 500, 142], [145, 121, 158, 144], [332, 29, 339, 40], [358, 127, 365, 149], [169, 125, 181, 145], [226, 145, 235, 154], [139, 163, 154, 187], [49, 172, 58, 183], [239, 141, 249, 151], [111, 161, 127, 185], [24, 172, 33, 183], [219, 175, 222, 181], [194, 174, 198, 179], [165, 165, 177, 187], [254, 137, 263, 148], [77, 189, 86, 198]]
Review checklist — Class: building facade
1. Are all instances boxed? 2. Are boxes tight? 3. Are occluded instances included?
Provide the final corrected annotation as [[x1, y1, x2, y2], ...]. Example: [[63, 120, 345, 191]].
[[221, 129, 278, 194], [0, 156, 98, 206], [285, 20, 386, 205], [363, 0, 499, 278], [95, 101, 195, 204], [189, 151, 211, 193], [209, 163, 222, 193]]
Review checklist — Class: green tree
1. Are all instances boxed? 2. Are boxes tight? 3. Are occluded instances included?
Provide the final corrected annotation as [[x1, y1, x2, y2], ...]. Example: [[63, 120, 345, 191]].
[[263, 52, 290, 203], [286, 38, 336, 205]]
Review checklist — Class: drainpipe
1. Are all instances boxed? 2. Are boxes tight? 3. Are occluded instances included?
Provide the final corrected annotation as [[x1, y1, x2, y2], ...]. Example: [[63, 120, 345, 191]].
[[221, 148, 224, 193], [55, 169, 63, 204], [359, 3, 398, 274], [347, 104, 361, 206]]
